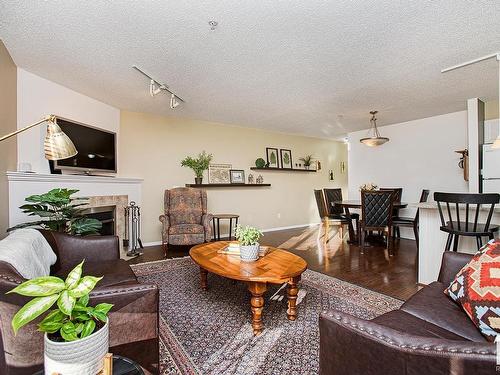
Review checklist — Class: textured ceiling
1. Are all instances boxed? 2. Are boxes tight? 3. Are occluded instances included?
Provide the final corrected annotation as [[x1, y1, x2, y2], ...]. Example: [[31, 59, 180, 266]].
[[1, 1, 499, 138]]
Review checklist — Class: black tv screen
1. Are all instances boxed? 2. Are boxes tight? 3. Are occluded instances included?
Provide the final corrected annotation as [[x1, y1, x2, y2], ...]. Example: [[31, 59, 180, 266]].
[[54, 118, 116, 173]]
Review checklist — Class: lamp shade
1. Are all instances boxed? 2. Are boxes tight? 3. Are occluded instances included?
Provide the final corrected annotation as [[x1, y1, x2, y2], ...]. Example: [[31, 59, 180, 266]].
[[360, 136, 390, 147], [44, 116, 78, 160]]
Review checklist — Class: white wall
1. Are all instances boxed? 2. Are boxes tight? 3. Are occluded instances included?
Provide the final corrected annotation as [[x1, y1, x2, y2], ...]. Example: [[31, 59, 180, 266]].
[[348, 110, 468, 238], [16, 69, 120, 173]]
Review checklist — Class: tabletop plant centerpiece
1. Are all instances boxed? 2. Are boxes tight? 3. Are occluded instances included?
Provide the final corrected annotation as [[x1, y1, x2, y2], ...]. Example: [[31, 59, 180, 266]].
[[359, 182, 378, 192], [7, 188, 102, 235], [181, 151, 213, 185], [8, 260, 112, 375], [298, 155, 314, 170], [235, 225, 263, 261]]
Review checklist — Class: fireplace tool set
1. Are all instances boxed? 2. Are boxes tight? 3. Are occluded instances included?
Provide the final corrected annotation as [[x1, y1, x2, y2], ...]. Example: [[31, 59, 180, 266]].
[[124, 201, 144, 257]]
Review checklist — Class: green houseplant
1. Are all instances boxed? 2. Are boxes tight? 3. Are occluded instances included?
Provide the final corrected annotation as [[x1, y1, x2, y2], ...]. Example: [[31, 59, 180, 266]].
[[298, 155, 315, 170], [235, 225, 263, 261], [180, 151, 213, 184], [7, 188, 102, 235], [8, 260, 112, 374]]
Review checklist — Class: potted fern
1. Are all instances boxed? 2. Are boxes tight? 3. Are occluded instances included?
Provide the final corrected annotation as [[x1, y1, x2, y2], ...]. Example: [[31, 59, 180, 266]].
[[235, 225, 263, 261], [180, 151, 213, 185], [8, 260, 112, 375], [298, 155, 314, 170]]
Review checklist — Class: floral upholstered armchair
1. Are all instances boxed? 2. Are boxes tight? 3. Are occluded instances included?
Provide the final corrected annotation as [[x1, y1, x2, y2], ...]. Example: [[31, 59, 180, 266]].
[[159, 187, 212, 256]]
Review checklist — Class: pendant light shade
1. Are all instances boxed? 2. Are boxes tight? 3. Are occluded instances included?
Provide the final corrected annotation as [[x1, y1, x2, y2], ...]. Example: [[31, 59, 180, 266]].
[[360, 111, 389, 147], [43, 116, 78, 160]]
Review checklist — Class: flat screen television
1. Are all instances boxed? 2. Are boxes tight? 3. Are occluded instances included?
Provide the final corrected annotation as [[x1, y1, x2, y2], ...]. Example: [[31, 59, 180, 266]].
[[53, 117, 117, 174]]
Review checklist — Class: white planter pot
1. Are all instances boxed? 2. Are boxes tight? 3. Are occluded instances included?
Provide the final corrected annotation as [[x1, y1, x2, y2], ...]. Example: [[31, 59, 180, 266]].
[[240, 243, 259, 261], [44, 320, 109, 375]]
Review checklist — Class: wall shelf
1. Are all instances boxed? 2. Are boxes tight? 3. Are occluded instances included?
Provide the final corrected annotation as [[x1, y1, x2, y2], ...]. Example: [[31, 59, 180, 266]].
[[250, 167, 317, 173], [185, 183, 271, 188]]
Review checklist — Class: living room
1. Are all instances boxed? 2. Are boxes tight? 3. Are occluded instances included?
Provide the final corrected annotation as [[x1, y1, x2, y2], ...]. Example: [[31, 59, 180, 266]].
[[0, 2, 499, 375]]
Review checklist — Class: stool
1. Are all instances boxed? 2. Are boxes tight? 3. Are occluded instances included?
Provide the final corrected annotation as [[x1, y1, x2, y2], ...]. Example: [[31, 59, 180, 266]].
[[212, 214, 239, 241]]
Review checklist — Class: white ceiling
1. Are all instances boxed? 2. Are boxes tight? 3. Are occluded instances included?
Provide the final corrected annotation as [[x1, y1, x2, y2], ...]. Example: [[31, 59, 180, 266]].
[[1, 1, 499, 138]]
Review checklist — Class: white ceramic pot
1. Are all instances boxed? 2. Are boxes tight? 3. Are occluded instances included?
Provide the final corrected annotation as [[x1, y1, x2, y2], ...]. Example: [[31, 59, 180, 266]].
[[44, 320, 109, 375], [240, 243, 259, 261]]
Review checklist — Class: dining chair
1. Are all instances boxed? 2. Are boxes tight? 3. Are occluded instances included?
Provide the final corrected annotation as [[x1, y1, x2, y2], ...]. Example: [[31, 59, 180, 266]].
[[434, 192, 499, 251], [380, 187, 403, 237], [392, 189, 430, 247], [314, 189, 350, 242], [323, 188, 360, 241], [359, 190, 395, 255]]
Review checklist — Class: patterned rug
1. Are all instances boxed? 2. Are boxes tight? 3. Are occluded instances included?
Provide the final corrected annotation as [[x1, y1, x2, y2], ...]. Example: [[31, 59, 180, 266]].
[[131, 257, 402, 375]]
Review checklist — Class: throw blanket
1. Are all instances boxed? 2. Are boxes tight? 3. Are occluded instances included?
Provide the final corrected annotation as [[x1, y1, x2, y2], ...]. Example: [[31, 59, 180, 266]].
[[0, 229, 57, 279]]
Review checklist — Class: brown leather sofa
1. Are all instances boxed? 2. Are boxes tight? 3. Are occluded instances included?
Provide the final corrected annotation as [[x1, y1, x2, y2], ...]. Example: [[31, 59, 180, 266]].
[[320, 251, 495, 374], [0, 230, 159, 375]]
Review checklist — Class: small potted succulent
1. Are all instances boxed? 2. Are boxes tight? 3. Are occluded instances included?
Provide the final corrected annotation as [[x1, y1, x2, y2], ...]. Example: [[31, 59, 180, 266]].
[[298, 155, 314, 170], [8, 260, 112, 375], [235, 225, 263, 261], [181, 151, 213, 185]]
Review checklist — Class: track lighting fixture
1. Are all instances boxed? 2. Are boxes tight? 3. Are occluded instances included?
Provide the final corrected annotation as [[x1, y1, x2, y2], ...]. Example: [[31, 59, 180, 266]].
[[133, 65, 184, 109]]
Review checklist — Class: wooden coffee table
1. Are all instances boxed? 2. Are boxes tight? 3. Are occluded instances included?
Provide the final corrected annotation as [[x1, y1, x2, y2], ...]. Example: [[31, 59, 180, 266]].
[[189, 241, 307, 335]]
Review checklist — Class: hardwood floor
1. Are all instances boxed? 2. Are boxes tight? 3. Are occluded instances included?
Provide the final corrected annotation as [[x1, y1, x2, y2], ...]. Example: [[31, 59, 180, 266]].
[[128, 225, 419, 300]]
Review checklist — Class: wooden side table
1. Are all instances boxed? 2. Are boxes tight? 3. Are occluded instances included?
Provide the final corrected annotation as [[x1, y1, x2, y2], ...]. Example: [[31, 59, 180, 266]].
[[212, 214, 239, 241]]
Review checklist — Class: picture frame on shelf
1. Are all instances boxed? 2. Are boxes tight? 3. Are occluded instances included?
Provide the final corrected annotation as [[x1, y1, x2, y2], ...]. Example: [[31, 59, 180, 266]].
[[280, 149, 292, 169], [266, 147, 279, 168], [230, 169, 245, 184], [208, 164, 232, 183]]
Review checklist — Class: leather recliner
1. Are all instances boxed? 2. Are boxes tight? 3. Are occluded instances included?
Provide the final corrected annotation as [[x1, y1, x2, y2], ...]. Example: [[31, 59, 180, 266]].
[[0, 230, 159, 375], [319, 251, 495, 374]]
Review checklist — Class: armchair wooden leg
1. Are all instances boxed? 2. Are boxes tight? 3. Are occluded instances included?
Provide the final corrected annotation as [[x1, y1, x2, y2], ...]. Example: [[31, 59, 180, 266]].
[[163, 243, 168, 258]]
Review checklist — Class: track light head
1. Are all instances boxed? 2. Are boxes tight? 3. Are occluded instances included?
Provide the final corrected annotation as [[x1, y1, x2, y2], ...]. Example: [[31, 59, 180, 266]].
[[149, 79, 164, 97], [170, 94, 180, 109]]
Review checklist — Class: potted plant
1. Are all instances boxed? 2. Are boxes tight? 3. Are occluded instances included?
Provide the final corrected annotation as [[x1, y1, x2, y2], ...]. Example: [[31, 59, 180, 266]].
[[8, 260, 112, 375], [298, 155, 314, 170], [180, 151, 213, 185], [7, 188, 102, 235], [235, 225, 263, 261]]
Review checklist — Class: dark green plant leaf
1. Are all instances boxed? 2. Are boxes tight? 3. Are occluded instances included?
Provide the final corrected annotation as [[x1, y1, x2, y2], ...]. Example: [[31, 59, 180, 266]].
[[78, 294, 89, 307], [38, 320, 64, 334], [94, 303, 113, 315], [80, 319, 96, 338], [60, 322, 78, 341], [75, 322, 84, 335], [91, 310, 107, 323], [40, 310, 66, 325], [70, 218, 102, 235], [72, 312, 91, 321]]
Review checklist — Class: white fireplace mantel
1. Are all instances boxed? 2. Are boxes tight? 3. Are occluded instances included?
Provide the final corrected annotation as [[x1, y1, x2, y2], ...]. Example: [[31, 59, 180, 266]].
[[6, 171, 143, 232]]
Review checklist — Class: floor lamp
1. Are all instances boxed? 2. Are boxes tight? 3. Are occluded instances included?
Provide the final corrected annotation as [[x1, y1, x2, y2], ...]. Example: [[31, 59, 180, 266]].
[[0, 115, 77, 160]]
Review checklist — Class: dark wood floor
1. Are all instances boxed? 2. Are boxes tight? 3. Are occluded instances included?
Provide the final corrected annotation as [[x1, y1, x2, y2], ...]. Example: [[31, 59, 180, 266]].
[[128, 225, 419, 300]]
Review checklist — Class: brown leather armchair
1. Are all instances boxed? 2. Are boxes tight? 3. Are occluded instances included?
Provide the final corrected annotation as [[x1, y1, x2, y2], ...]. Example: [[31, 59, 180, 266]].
[[159, 187, 212, 256], [319, 251, 495, 375], [0, 230, 159, 375]]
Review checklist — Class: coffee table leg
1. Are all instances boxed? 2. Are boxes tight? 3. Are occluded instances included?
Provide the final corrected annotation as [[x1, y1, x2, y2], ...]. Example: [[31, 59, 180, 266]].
[[200, 267, 208, 290], [248, 282, 267, 335], [287, 276, 300, 321]]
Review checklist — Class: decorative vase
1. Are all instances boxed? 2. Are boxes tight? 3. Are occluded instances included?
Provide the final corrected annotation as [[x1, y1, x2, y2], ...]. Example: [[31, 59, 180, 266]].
[[44, 320, 109, 375], [240, 243, 260, 261], [195, 177, 203, 185], [304, 165, 310, 170]]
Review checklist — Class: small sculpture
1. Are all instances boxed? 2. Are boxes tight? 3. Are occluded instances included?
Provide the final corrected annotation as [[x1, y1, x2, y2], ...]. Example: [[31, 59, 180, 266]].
[[248, 174, 254, 184], [256, 175, 264, 184]]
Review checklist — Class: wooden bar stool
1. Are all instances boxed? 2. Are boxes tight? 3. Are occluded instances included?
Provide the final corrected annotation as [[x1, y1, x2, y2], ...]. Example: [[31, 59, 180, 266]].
[[212, 214, 240, 241]]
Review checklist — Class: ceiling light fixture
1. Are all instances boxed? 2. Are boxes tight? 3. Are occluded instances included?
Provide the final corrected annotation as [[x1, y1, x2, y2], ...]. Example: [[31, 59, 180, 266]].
[[359, 111, 390, 147], [133, 66, 184, 109]]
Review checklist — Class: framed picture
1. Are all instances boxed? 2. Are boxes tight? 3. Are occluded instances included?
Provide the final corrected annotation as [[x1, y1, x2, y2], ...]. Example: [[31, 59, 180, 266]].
[[280, 149, 292, 169], [266, 147, 279, 168], [208, 164, 232, 183], [230, 169, 245, 184]]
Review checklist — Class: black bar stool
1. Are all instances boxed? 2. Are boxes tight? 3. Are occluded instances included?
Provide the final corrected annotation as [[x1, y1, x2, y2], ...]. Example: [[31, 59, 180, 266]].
[[434, 192, 499, 251], [212, 214, 239, 241]]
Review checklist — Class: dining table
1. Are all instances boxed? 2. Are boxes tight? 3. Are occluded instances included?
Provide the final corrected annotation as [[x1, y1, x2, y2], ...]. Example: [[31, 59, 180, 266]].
[[332, 200, 408, 244]]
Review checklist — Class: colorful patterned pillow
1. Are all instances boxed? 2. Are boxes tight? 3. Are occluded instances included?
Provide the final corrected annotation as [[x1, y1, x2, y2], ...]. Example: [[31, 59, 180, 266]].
[[445, 239, 500, 342]]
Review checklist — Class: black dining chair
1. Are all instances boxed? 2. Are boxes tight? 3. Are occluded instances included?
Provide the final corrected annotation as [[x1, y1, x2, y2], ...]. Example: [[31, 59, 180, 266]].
[[434, 192, 499, 251], [380, 187, 403, 238], [314, 189, 350, 242], [359, 190, 395, 255], [392, 189, 430, 247], [323, 188, 360, 241]]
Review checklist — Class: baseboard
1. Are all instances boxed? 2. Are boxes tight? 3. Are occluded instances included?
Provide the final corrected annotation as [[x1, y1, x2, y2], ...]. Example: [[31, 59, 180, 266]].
[[142, 240, 162, 247]]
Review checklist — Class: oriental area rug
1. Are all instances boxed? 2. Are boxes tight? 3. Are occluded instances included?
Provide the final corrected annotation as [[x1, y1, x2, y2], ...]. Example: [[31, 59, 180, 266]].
[[131, 257, 402, 375]]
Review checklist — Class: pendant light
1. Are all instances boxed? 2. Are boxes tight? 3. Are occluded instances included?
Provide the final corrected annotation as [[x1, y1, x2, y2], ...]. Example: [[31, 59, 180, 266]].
[[360, 111, 389, 147]]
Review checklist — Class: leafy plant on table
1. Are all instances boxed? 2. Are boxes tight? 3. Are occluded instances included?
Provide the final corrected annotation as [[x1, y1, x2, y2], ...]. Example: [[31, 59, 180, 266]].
[[180, 151, 214, 178], [8, 260, 112, 341], [235, 225, 263, 246], [298, 155, 314, 167], [7, 188, 102, 235]]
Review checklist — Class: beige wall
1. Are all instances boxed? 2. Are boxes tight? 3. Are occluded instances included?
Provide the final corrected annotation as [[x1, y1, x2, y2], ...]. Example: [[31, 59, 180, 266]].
[[485, 100, 499, 120], [119, 111, 347, 243], [0, 41, 17, 238]]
